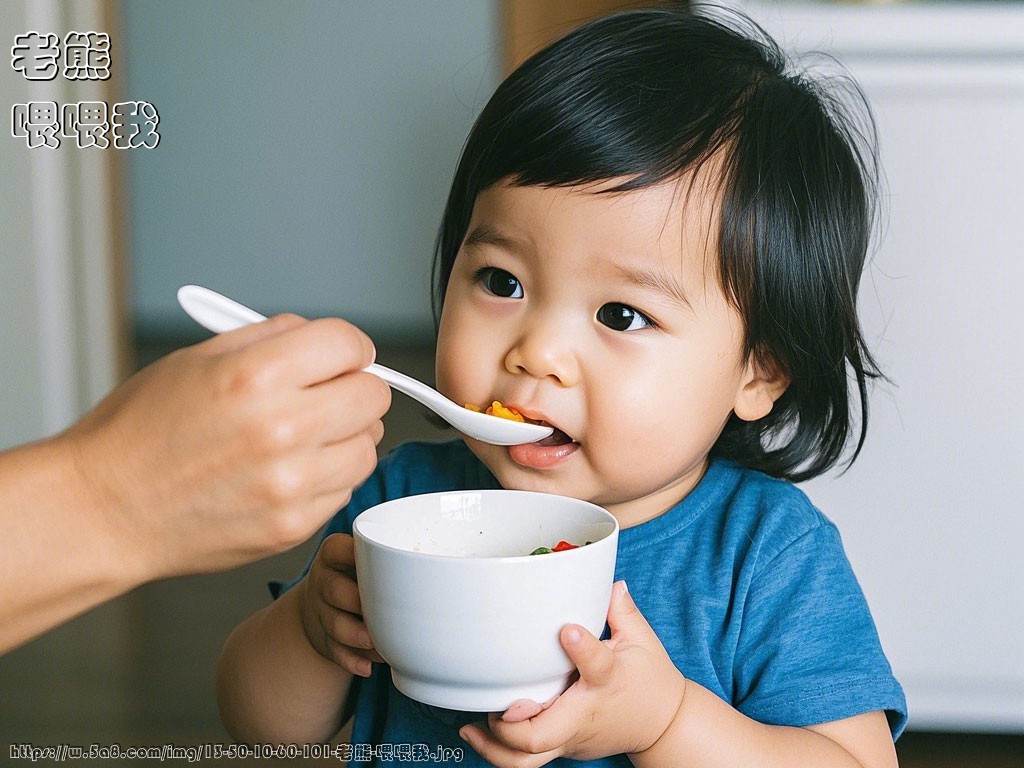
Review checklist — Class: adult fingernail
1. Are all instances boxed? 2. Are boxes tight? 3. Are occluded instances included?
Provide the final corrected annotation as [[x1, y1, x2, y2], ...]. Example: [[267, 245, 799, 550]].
[[566, 627, 581, 644], [358, 629, 373, 648], [618, 580, 629, 596]]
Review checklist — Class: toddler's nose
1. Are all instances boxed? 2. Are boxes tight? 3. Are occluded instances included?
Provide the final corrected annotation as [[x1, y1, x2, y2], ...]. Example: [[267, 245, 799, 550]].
[[503, 317, 580, 387]]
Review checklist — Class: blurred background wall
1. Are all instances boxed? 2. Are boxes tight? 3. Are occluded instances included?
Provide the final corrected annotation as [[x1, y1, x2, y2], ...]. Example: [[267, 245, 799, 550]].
[[125, 0, 497, 346], [1, 1, 1022, 765]]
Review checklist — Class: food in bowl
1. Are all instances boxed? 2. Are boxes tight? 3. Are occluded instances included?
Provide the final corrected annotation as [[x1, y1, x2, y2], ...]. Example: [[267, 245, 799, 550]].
[[529, 539, 589, 555], [353, 490, 618, 712]]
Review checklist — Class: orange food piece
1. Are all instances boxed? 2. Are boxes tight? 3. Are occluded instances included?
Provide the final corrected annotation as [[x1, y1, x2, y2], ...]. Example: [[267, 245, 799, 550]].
[[487, 401, 525, 422], [463, 400, 525, 422]]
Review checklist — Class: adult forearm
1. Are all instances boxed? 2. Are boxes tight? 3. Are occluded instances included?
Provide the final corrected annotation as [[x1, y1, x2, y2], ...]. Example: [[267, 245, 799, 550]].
[[629, 682, 868, 768], [0, 437, 146, 654], [217, 580, 355, 744]]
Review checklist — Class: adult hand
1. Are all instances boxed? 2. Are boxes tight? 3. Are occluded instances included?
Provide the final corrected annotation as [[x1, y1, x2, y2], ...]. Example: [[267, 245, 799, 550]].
[[68, 313, 391, 579], [0, 313, 390, 654]]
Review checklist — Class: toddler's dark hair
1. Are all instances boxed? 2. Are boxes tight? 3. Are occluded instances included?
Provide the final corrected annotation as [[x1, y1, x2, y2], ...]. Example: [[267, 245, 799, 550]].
[[431, 4, 883, 482]]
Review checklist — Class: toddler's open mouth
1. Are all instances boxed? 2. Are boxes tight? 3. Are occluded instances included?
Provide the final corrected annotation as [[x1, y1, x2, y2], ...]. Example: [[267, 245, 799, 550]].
[[465, 400, 578, 461], [465, 401, 576, 442], [534, 425, 576, 447], [504, 410, 580, 470]]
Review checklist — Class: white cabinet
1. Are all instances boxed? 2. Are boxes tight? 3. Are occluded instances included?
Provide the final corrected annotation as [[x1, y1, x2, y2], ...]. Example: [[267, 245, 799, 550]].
[[732, 2, 1024, 731]]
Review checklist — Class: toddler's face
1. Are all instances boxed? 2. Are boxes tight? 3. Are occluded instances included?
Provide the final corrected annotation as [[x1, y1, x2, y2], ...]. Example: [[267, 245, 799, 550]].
[[436, 175, 781, 527]]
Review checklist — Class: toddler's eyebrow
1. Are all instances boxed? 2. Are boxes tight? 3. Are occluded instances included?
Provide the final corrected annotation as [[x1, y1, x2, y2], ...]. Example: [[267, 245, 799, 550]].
[[614, 264, 692, 310], [462, 223, 530, 254]]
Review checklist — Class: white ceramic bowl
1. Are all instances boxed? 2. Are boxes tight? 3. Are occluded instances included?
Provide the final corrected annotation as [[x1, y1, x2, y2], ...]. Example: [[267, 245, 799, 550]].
[[353, 489, 618, 712]]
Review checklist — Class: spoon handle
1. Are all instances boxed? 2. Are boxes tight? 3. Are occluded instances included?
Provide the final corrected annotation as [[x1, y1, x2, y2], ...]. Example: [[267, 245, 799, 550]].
[[177, 285, 267, 330], [364, 364, 437, 405]]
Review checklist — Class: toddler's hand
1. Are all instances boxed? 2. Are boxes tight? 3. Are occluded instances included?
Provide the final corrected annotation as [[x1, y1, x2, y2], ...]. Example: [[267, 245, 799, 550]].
[[300, 533, 384, 677], [459, 581, 686, 766]]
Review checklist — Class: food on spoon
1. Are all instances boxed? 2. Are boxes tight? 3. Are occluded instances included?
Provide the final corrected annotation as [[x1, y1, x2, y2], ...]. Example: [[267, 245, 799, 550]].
[[464, 400, 526, 422]]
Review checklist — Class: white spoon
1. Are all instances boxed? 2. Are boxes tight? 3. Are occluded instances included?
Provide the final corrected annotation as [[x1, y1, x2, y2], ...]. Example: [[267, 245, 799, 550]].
[[176, 285, 555, 446]]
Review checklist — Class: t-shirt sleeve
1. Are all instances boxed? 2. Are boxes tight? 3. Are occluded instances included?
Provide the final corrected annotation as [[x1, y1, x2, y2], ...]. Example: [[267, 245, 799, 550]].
[[732, 520, 908, 739]]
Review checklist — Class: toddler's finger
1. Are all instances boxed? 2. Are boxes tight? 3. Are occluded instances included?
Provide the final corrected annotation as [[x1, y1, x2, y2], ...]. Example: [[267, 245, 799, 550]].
[[488, 689, 586, 755], [561, 624, 615, 686], [606, 580, 651, 637], [460, 723, 556, 767], [319, 570, 362, 614], [318, 533, 357, 572], [321, 602, 374, 652], [324, 637, 375, 678], [501, 693, 559, 723], [501, 699, 543, 722]]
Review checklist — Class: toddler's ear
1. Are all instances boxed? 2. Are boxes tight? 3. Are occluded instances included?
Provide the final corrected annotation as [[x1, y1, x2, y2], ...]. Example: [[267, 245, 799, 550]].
[[733, 358, 789, 422]]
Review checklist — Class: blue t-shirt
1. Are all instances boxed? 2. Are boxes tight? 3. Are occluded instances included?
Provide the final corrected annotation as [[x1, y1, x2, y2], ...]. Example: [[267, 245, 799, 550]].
[[277, 440, 906, 765]]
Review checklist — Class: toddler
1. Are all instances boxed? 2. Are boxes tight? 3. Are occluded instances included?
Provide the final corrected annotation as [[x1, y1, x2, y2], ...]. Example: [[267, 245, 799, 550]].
[[218, 7, 906, 767]]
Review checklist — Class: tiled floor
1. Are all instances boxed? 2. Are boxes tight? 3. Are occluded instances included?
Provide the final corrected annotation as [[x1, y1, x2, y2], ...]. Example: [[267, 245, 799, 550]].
[[0, 338, 1020, 766]]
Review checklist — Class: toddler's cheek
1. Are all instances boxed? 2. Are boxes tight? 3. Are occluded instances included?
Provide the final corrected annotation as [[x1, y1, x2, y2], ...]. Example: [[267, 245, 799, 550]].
[[432, 359, 463, 404]]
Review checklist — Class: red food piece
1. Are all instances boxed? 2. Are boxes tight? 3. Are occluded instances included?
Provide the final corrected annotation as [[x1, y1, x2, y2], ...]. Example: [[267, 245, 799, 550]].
[[552, 540, 578, 552]]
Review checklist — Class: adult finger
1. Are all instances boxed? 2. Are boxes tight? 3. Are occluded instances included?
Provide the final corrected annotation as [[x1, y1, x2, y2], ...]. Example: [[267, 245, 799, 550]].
[[253, 370, 387, 455], [301, 430, 381, 500], [200, 313, 307, 355], [303, 371, 391, 446], [241, 316, 376, 389]]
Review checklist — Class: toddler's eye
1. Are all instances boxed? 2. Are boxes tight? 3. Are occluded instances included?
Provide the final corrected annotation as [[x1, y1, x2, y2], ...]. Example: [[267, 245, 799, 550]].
[[597, 303, 652, 332], [476, 267, 523, 299]]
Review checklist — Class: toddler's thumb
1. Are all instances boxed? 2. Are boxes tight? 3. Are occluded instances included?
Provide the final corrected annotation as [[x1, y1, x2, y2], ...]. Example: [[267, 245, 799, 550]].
[[608, 580, 647, 634], [562, 623, 614, 684]]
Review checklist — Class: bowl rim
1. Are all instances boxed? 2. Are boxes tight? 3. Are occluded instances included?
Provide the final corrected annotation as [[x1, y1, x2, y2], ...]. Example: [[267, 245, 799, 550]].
[[352, 488, 619, 563]]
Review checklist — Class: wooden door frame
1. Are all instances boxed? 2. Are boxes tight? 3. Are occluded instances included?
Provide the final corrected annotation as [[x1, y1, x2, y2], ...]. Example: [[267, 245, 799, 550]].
[[501, 0, 671, 74]]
